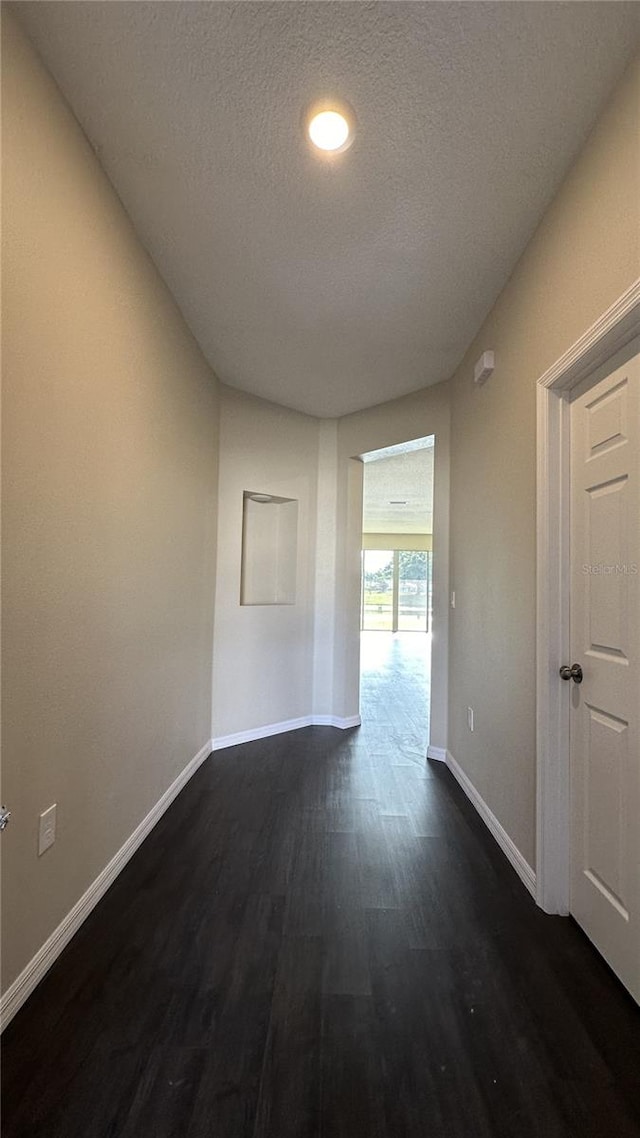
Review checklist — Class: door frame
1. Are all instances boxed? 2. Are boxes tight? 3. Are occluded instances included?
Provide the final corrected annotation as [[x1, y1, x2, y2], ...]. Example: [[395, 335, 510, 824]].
[[536, 278, 640, 914]]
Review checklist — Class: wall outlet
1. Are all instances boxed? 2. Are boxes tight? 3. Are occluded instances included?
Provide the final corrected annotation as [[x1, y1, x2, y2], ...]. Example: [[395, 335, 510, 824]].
[[38, 804, 57, 856], [467, 707, 474, 732]]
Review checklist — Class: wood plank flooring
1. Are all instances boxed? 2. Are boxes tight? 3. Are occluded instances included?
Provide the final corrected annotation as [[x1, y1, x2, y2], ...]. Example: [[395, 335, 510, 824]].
[[2, 633, 639, 1137]]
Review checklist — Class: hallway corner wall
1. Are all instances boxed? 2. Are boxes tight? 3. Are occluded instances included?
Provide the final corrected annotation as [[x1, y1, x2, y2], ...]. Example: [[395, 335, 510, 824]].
[[312, 420, 340, 719], [211, 387, 322, 742]]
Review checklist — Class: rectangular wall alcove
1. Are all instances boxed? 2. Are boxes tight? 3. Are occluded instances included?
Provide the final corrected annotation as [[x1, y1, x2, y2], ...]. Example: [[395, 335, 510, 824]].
[[240, 492, 298, 605]]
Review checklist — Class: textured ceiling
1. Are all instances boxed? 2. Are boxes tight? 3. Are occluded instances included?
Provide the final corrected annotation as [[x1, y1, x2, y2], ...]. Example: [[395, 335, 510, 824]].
[[363, 445, 434, 535], [14, 2, 640, 417]]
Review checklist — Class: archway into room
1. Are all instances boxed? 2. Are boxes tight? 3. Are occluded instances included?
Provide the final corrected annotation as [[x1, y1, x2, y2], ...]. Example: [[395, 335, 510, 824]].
[[329, 392, 450, 763], [358, 437, 435, 754]]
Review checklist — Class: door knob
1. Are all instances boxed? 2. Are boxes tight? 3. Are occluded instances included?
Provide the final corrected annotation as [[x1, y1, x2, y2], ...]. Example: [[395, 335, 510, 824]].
[[559, 663, 583, 684], [0, 807, 11, 831]]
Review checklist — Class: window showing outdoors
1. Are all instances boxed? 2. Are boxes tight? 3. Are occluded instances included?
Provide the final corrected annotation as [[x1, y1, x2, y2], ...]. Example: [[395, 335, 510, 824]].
[[398, 550, 430, 631], [361, 550, 394, 631], [361, 549, 433, 632]]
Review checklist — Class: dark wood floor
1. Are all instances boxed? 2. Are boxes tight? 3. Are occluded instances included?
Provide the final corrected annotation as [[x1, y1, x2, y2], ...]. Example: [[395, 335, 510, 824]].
[[3, 634, 640, 1137]]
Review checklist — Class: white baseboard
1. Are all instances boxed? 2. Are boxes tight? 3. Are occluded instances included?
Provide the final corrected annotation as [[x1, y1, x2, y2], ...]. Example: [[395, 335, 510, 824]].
[[0, 738, 213, 1033], [213, 714, 361, 750], [311, 714, 361, 730], [213, 716, 313, 749], [445, 750, 536, 897], [426, 745, 447, 762]]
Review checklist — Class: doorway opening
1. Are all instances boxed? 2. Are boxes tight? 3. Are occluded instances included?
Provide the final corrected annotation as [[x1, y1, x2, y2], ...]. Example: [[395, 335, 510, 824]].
[[358, 436, 434, 750]]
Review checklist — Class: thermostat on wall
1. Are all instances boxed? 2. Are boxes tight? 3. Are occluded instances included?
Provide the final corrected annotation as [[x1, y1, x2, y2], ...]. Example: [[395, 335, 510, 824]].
[[474, 350, 495, 385]]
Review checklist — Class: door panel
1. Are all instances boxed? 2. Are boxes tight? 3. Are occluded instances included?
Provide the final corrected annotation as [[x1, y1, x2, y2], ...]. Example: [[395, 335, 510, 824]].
[[570, 351, 640, 1002], [583, 705, 629, 919], [585, 377, 628, 457], [586, 477, 629, 660]]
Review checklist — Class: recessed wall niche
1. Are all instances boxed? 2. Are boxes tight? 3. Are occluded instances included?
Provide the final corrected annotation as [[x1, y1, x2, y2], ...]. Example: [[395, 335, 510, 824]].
[[240, 492, 298, 606]]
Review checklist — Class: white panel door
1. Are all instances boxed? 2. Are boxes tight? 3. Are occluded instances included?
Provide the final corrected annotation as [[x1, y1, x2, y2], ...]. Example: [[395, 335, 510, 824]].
[[570, 351, 640, 1002]]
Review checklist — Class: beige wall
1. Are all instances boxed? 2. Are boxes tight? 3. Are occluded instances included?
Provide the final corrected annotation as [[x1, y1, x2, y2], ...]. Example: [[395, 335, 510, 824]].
[[1, 14, 220, 992], [212, 386, 320, 739], [447, 54, 640, 868]]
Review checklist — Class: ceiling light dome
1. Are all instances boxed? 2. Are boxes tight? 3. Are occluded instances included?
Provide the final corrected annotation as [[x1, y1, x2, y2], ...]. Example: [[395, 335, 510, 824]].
[[309, 110, 349, 151], [305, 100, 356, 155]]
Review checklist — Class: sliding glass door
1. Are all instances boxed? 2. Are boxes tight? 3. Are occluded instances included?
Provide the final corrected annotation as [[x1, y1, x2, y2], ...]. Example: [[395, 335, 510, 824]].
[[361, 549, 432, 632], [361, 550, 394, 630], [398, 550, 429, 631]]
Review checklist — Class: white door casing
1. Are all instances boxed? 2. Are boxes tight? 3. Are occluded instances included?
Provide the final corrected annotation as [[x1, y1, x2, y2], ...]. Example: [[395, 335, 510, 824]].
[[536, 279, 640, 922], [569, 355, 640, 1001]]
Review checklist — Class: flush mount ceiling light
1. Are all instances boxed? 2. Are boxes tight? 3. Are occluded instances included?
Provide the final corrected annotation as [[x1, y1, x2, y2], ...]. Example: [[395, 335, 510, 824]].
[[248, 493, 273, 503], [305, 100, 356, 155]]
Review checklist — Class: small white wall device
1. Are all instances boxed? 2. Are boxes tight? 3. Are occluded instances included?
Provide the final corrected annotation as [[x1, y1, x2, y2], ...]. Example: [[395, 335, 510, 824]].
[[474, 350, 495, 385]]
